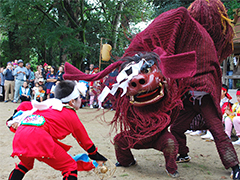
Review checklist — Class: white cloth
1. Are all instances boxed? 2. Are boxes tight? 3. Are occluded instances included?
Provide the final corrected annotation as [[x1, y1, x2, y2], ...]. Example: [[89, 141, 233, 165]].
[[220, 97, 229, 108], [7, 98, 65, 127], [98, 59, 144, 102]]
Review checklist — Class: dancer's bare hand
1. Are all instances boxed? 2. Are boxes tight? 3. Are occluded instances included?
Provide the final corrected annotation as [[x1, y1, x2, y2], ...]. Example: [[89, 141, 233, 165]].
[[96, 161, 105, 166], [11, 122, 19, 130]]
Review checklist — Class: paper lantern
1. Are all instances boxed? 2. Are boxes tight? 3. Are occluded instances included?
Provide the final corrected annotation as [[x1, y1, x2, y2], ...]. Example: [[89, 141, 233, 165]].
[[101, 44, 112, 61]]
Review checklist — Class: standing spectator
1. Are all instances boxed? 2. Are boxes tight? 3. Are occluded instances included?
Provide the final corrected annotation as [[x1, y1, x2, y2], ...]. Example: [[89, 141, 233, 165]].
[[34, 65, 43, 84], [226, 55, 234, 89], [89, 64, 94, 74], [19, 81, 31, 102], [46, 66, 51, 77], [46, 66, 57, 98], [56, 66, 64, 81], [0, 67, 5, 101], [25, 63, 32, 84], [89, 66, 103, 109], [13, 62, 18, 69], [3, 62, 15, 102], [13, 59, 29, 103], [29, 67, 35, 90], [42, 63, 48, 79]]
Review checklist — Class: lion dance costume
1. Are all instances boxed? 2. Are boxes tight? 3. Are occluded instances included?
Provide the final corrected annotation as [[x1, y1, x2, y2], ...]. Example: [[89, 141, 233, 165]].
[[64, 0, 240, 178]]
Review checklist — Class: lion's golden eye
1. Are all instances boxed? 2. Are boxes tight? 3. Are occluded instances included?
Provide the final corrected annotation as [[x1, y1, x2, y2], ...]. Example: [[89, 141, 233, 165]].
[[144, 68, 151, 74]]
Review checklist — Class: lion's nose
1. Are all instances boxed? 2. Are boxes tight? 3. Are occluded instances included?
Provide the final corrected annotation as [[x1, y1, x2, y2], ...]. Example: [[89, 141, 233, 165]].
[[129, 75, 147, 90]]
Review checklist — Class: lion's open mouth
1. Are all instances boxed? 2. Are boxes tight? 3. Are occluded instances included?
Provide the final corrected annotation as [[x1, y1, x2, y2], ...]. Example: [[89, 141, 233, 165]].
[[130, 83, 164, 106]]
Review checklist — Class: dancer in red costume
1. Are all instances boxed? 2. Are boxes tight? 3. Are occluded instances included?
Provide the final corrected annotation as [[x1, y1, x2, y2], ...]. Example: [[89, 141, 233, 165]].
[[7, 80, 107, 180], [63, 0, 240, 178]]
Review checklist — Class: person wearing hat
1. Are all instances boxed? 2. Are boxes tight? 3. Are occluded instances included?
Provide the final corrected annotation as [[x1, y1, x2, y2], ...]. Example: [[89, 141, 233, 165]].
[[12, 59, 29, 103]]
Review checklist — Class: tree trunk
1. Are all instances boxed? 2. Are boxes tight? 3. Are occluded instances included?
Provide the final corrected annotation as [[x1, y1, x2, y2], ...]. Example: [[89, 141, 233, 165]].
[[112, 2, 124, 49]]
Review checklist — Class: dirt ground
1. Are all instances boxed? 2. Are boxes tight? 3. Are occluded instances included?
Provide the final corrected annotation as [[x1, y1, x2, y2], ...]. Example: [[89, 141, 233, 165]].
[[1, 101, 240, 180]]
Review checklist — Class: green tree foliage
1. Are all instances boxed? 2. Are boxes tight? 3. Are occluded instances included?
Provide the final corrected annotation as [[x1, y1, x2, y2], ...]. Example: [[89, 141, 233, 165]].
[[149, 0, 193, 18], [0, 0, 151, 69], [149, 0, 240, 19], [224, 0, 240, 19]]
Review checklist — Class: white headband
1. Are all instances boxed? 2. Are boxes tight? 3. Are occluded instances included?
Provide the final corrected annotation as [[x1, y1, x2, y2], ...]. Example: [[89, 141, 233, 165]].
[[60, 85, 80, 102], [60, 81, 88, 102]]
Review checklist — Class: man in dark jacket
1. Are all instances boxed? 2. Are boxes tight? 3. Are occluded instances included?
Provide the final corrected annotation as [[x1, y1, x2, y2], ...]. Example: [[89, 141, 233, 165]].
[[3, 62, 15, 102]]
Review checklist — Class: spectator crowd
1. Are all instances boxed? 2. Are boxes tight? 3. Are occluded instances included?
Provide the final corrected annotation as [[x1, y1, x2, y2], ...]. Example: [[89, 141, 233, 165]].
[[0, 59, 64, 103], [0, 60, 118, 110]]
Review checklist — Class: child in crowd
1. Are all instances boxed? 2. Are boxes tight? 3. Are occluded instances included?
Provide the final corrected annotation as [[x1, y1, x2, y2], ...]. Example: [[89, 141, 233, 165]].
[[32, 82, 39, 97], [19, 81, 31, 102], [34, 85, 45, 102], [224, 89, 240, 144], [89, 66, 103, 109], [7, 80, 107, 180]]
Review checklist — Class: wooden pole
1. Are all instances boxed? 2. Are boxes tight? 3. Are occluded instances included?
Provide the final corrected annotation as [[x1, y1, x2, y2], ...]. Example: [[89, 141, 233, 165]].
[[99, 37, 103, 70], [222, 60, 227, 84]]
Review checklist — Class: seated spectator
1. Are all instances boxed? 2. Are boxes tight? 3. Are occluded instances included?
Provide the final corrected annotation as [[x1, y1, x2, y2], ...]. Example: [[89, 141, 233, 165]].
[[34, 85, 45, 102], [19, 81, 31, 102], [38, 78, 47, 101], [224, 89, 240, 142], [32, 82, 39, 97]]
